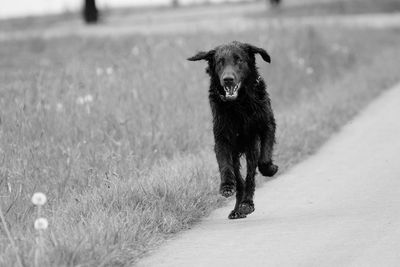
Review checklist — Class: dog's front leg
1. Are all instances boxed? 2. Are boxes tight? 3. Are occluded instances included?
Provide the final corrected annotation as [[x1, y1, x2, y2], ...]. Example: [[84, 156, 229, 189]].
[[238, 145, 259, 215], [228, 154, 247, 219], [214, 140, 236, 198]]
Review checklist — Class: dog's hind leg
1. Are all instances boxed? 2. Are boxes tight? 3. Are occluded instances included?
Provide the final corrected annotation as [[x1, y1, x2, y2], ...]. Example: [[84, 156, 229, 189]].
[[258, 123, 278, 177], [228, 153, 246, 219]]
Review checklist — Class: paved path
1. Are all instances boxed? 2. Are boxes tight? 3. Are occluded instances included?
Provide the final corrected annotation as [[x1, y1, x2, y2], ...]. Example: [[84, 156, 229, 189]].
[[138, 82, 400, 267]]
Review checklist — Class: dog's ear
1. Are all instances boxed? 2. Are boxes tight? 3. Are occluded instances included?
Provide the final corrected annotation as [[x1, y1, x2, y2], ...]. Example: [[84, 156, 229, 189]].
[[244, 44, 271, 63], [187, 50, 216, 62]]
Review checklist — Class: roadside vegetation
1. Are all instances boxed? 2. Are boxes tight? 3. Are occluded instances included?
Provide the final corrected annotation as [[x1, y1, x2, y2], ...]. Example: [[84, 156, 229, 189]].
[[1, 8, 400, 267]]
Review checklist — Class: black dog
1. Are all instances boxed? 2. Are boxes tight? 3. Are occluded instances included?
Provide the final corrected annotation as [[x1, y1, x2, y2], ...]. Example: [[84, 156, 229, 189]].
[[188, 41, 278, 219]]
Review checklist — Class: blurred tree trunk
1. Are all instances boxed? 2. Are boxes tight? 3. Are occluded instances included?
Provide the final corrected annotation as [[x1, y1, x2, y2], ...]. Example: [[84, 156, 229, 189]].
[[269, 0, 281, 7], [172, 0, 179, 8], [83, 0, 99, 23]]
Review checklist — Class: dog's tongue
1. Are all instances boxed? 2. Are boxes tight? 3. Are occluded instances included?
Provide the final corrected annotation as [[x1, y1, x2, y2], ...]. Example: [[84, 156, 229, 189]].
[[228, 86, 234, 95]]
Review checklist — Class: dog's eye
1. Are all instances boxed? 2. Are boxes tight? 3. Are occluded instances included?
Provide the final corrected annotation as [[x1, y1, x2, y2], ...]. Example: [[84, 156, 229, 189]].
[[234, 56, 243, 64], [217, 58, 224, 65]]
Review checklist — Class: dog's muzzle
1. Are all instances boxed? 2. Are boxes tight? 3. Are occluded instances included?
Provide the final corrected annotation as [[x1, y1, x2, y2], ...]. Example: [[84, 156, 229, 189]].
[[221, 82, 241, 101]]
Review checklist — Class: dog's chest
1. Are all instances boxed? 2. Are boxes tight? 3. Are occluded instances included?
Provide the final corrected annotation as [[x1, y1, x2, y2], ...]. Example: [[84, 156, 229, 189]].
[[217, 107, 258, 141]]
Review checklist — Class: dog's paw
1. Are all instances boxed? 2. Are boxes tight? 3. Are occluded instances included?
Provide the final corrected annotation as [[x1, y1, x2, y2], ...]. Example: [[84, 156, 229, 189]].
[[220, 184, 236, 198], [238, 201, 255, 215], [228, 210, 247, 220], [258, 162, 278, 177]]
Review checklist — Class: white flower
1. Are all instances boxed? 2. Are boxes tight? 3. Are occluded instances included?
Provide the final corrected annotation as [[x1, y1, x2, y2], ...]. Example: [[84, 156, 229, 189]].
[[106, 67, 113, 75], [306, 67, 314, 75], [56, 103, 63, 112], [34, 218, 48, 230], [298, 57, 305, 67], [31, 192, 47, 206], [84, 94, 93, 103], [96, 67, 103, 76], [77, 95, 93, 105], [76, 96, 85, 105]]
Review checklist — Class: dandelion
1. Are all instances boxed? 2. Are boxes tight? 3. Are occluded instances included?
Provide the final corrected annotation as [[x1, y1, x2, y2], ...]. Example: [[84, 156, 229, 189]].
[[76, 96, 85, 105], [106, 67, 114, 75], [306, 67, 314, 75], [77, 94, 94, 106], [32, 192, 48, 267], [32, 192, 47, 206], [96, 67, 103, 76], [84, 94, 93, 103], [56, 103, 63, 112], [298, 57, 305, 67], [34, 218, 49, 230]]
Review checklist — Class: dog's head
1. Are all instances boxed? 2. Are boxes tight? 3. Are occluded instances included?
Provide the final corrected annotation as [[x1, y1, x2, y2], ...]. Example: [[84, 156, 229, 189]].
[[188, 41, 270, 101]]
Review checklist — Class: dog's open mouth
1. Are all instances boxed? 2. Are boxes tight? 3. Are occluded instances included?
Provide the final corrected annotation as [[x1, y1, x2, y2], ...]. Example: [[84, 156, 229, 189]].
[[223, 82, 241, 101]]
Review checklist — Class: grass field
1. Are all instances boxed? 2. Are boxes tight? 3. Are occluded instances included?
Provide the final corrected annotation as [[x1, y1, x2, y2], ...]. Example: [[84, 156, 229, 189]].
[[1, 6, 400, 266], [257, 0, 400, 17]]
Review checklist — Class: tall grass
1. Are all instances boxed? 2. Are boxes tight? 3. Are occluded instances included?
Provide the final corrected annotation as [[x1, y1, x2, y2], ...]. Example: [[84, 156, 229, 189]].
[[1, 27, 400, 266]]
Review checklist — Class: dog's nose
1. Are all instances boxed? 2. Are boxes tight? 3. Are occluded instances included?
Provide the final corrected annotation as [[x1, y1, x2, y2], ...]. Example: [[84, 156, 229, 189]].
[[223, 76, 234, 85]]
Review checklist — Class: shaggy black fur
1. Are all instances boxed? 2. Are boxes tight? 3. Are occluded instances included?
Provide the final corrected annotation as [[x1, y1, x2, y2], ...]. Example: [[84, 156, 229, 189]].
[[188, 41, 278, 219]]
